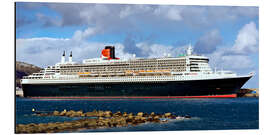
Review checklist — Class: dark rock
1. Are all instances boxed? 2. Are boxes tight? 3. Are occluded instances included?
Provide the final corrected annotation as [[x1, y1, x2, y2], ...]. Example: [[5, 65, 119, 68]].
[[113, 111, 122, 117], [143, 112, 149, 117], [170, 115, 176, 119], [147, 117, 154, 122], [126, 115, 133, 122]]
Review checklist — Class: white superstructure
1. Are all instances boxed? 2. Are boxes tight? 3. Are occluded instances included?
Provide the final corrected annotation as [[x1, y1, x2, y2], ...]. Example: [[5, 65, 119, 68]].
[[21, 46, 254, 84]]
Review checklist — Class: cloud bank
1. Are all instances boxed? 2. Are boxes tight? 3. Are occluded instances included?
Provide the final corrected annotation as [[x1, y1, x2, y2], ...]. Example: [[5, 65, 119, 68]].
[[16, 21, 258, 72], [207, 22, 258, 71]]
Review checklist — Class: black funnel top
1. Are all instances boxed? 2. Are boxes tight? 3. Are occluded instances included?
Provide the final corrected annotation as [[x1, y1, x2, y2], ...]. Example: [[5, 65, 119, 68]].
[[105, 46, 115, 59]]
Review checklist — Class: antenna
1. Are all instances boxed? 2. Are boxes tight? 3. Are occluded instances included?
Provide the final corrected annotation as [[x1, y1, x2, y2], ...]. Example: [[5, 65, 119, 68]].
[[186, 44, 193, 56]]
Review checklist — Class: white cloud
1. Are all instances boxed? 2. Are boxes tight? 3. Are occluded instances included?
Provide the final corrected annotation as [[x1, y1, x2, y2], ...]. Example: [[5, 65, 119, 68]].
[[221, 55, 254, 70], [72, 27, 99, 42], [16, 36, 136, 67], [153, 6, 183, 21], [16, 35, 189, 67], [206, 21, 258, 71], [207, 48, 254, 70], [136, 42, 187, 58], [16, 37, 71, 67], [232, 21, 259, 54]]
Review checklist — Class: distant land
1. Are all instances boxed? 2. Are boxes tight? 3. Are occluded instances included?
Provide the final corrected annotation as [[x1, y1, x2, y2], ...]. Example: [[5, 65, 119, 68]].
[[16, 61, 41, 87]]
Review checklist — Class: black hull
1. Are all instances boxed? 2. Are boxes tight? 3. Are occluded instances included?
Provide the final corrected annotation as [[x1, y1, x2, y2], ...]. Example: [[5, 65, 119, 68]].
[[22, 76, 251, 98]]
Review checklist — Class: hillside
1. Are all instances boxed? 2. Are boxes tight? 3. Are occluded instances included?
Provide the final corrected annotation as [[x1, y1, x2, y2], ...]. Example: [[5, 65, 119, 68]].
[[16, 61, 42, 87]]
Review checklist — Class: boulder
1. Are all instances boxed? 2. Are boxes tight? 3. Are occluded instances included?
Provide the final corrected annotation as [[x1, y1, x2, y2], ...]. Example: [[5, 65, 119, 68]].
[[65, 110, 76, 117], [137, 112, 143, 117], [85, 112, 97, 117], [80, 113, 86, 117], [164, 113, 171, 118], [116, 117, 127, 126], [104, 111, 112, 117], [170, 115, 176, 119], [140, 117, 147, 122], [104, 114, 111, 118], [83, 119, 97, 127], [153, 115, 160, 120], [126, 115, 133, 122], [53, 111, 60, 116], [98, 117, 104, 120], [97, 111, 105, 117], [147, 117, 154, 122], [59, 109, 67, 116], [113, 111, 122, 117], [72, 121, 82, 128], [69, 113, 80, 117], [143, 112, 149, 117], [153, 116, 160, 122], [77, 110, 83, 115], [133, 116, 145, 124], [47, 123, 57, 130], [122, 112, 128, 117]]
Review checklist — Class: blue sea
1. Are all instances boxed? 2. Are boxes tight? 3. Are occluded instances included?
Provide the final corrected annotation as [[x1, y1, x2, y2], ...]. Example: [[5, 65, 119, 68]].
[[15, 97, 258, 132]]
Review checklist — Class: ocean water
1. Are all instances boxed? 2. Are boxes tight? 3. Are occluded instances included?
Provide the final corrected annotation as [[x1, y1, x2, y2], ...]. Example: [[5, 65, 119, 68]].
[[15, 97, 258, 132]]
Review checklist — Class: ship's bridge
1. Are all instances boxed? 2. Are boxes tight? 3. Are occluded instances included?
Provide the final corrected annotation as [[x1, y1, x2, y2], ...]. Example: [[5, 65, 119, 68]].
[[185, 55, 212, 74]]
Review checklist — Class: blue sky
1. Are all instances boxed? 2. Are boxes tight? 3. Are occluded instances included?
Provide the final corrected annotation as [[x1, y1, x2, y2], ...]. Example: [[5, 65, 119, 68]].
[[16, 2, 259, 88]]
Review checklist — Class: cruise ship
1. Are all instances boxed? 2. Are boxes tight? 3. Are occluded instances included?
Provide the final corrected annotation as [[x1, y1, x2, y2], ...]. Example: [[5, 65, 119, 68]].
[[21, 45, 254, 98]]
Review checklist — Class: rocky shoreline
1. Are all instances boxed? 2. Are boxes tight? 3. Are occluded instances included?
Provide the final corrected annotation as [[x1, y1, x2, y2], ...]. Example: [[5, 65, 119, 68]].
[[16, 109, 191, 133], [237, 88, 259, 97]]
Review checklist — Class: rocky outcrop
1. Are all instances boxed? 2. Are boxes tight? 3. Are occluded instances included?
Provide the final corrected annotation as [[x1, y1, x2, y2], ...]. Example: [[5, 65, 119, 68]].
[[16, 110, 191, 133], [16, 61, 41, 87]]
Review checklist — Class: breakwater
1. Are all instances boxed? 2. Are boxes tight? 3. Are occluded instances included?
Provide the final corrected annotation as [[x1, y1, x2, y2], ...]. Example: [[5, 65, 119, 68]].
[[16, 109, 190, 133]]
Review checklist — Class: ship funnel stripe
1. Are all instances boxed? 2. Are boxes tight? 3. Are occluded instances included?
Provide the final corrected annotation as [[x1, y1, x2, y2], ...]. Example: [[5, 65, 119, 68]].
[[102, 46, 116, 59]]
